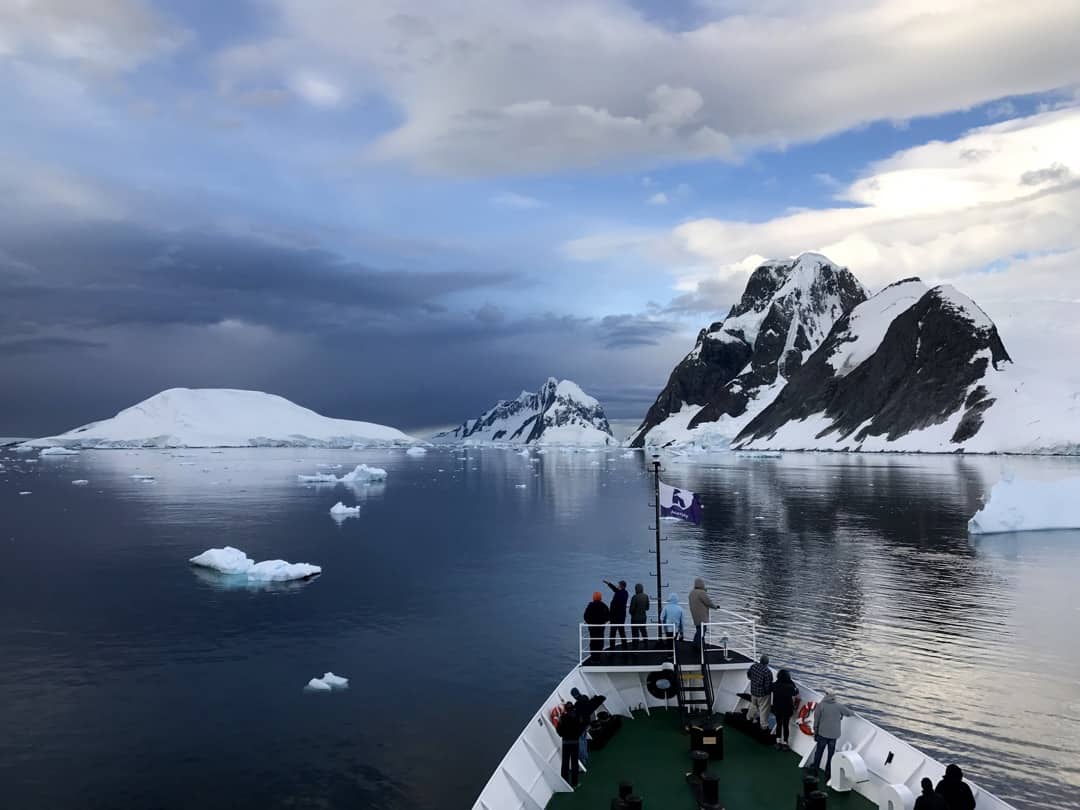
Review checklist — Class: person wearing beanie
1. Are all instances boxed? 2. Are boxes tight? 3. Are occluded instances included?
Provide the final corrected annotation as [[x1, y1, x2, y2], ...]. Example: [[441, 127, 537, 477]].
[[914, 777, 947, 810], [935, 764, 976, 810], [583, 592, 610, 654]]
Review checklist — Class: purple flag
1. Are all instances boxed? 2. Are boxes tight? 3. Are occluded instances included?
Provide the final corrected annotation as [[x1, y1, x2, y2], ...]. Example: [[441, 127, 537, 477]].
[[659, 481, 703, 524]]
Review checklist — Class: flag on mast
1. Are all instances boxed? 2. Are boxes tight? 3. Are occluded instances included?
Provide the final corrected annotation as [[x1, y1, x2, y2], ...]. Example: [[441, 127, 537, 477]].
[[659, 481, 703, 524]]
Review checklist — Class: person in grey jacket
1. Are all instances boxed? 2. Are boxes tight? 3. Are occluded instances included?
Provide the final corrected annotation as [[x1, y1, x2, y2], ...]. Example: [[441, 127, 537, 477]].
[[628, 583, 650, 648], [688, 577, 719, 646], [810, 692, 854, 779]]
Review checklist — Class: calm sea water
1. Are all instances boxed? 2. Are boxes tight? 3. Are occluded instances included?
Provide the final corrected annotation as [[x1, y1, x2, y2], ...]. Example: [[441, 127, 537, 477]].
[[1, 447, 1078, 810]]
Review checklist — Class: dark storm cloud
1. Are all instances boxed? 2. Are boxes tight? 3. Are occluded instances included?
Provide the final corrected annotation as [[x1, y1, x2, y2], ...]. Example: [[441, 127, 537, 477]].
[[597, 313, 679, 349], [0, 336, 108, 355], [0, 221, 517, 335]]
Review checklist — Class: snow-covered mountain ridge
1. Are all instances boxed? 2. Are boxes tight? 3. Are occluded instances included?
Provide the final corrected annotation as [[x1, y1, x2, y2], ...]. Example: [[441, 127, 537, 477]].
[[435, 378, 614, 446], [630, 253, 867, 448], [20, 388, 416, 449]]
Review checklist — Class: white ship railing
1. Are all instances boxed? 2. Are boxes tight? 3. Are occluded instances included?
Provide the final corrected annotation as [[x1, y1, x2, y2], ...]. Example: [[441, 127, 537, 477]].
[[578, 623, 676, 665], [700, 610, 757, 662]]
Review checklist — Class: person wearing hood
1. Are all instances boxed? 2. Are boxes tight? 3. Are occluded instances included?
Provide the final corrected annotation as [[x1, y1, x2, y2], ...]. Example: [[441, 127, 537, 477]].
[[935, 764, 976, 810], [810, 691, 854, 779], [770, 668, 799, 750], [660, 593, 684, 640], [603, 579, 629, 647], [914, 777, 947, 810], [629, 583, 650, 649], [689, 577, 720, 646], [583, 592, 610, 654]]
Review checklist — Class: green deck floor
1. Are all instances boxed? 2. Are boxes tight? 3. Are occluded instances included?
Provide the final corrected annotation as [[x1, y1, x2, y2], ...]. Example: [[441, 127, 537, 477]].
[[548, 709, 875, 810]]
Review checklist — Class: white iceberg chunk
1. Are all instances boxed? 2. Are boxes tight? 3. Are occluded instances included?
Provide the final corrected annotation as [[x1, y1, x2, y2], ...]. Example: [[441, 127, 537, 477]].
[[130, 474, 155, 482], [72, 479, 90, 486], [40, 446, 80, 456], [305, 678, 332, 692], [19, 491, 31, 495], [189, 546, 321, 581], [304, 671, 348, 692], [329, 501, 360, 516], [405, 446, 428, 457], [339, 464, 387, 483], [298, 472, 339, 483], [969, 476, 1080, 534]]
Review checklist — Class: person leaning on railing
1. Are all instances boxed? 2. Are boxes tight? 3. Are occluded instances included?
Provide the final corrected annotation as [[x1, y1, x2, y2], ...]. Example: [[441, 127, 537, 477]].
[[583, 592, 610, 654]]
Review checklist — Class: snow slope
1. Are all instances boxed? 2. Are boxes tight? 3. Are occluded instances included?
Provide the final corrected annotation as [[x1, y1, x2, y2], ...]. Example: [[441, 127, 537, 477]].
[[22, 388, 416, 449], [435, 378, 614, 446], [969, 477, 1080, 533]]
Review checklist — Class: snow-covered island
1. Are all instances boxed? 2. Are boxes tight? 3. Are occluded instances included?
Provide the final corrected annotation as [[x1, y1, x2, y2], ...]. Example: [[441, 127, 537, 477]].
[[631, 253, 1080, 455], [435, 378, 615, 446], [19, 388, 417, 450]]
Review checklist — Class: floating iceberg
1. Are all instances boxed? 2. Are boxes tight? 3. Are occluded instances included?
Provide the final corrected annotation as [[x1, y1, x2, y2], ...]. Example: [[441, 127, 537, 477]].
[[40, 446, 80, 456], [72, 479, 89, 486], [305, 671, 348, 692], [297, 472, 339, 483], [405, 446, 428, 457], [969, 476, 1080, 534], [190, 546, 321, 581], [19, 491, 31, 495], [130, 474, 155, 482], [340, 464, 387, 483], [329, 501, 360, 517]]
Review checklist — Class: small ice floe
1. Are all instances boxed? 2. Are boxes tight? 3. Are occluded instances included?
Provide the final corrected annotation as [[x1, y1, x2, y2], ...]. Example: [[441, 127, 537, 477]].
[[71, 479, 89, 486], [189, 546, 321, 582], [14, 445, 34, 454], [19, 491, 32, 495], [40, 446, 80, 456], [130, 474, 155, 482], [298, 472, 339, 483], [735, 451, 783, 459], [329, 501, 360, 518], [514, 483, 527, 489], [340, 464, 387, 484], [305, 672, 348, 692], [517, 449, 530, 457], [405, 446, 428, 457], [621, 451, 637, 459]]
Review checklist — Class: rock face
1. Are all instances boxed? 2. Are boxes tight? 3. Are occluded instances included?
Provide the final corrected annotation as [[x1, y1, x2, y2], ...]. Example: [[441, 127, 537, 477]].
[[630, 253, 867, 447], [735, 281, 1016, 450], [436, 378, 614, 445], [20, 388, 416, 449]]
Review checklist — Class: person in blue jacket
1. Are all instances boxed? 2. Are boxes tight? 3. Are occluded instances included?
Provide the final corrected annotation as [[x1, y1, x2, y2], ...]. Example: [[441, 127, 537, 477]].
[[660, 592, 684, 640]]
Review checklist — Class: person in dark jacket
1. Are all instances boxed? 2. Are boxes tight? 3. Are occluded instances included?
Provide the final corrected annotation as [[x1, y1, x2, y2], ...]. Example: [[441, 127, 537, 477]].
[[936, 764, 976, 810], [603, 579, 629, 647], [770, 668, 799, 750], [570, 688, 606, 766], [555, 702, 585, 787], [583, 592, 610, 655], [914, 777, 948, 810], [628, 583, 650, 648]]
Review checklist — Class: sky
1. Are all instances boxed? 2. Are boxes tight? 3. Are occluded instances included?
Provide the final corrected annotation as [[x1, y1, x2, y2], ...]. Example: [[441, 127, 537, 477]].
[[1, 0, 1079, 436]]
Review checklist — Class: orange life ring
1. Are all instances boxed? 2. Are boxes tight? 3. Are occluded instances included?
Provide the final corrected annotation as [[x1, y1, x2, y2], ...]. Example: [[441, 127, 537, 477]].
[[797, 701, 817, 736], [550, 705, 565, 728]]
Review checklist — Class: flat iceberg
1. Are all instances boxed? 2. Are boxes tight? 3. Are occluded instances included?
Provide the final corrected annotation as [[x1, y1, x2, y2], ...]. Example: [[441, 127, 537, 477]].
[[130, 474, 155, 482], [969, 476, 1080, 534], [190, 546, 322, 581], [39, 446, 80, 456], [297, 472, 339, 483], [405, 446, 428, 457], [72, 479, 90, 486], [305, 671, 348, 692], [329, 501, 360, 517]]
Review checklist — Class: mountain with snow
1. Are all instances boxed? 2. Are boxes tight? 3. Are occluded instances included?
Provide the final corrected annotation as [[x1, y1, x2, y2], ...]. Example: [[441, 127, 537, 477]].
[[630, 253, 867, 448], [735, 280, 1080, 454], [435, 378, 615, 446], [21, 388, 416, 449]]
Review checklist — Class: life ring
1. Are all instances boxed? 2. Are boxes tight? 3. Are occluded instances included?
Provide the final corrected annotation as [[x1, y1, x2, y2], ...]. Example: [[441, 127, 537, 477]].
[[797, 701, 817, 736], [646, 667, 679, 700], [550, 704, 565, 728]]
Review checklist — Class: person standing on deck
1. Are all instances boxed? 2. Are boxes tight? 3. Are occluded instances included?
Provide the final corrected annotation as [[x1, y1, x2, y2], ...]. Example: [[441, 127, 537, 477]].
[[660, 592, 684, 640], [570, 687, 606, 767], [556, 702, 585, 787], [810, 692, 854, 780], [603, 579, 629, 647], [914, 778, 948, 810], [583, 592, 610, 655], [746, 655, 774, 732], [629, 583, 650, 649], [935, 764, 976, 810], [688, 577, 719, 646], [771, 668, 799, 749]]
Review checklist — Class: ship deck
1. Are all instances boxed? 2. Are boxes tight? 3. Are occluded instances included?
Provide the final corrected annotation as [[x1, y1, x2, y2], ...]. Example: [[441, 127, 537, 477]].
[[548, 708, 875, 810]]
